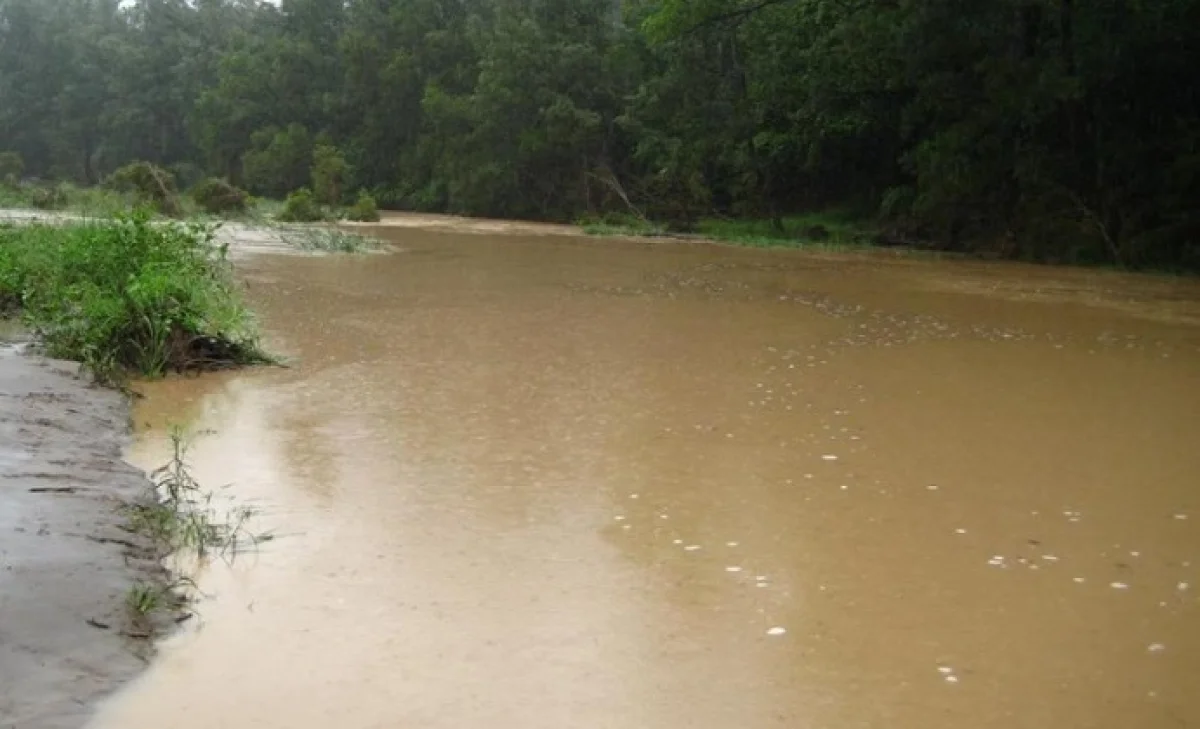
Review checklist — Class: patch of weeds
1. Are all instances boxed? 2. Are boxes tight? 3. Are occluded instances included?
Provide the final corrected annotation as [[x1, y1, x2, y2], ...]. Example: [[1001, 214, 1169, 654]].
[[284, 226, 380, 253], [123, 429, 269, 631], [129, 427, 266, 563], [694, 211, 874, 250], [577, 212, 666, 237], [580, 209, 878, 251], [0, 212, 272, 383], [126, 581, 164, 616]]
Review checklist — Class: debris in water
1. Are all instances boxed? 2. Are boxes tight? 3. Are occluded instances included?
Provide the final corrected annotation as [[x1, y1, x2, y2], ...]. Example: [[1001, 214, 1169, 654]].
[[766, 627, 787, 636], [613, 515, 626, 522], [1110, 581, 1130, 590], [673, 539, 683, 545], [1073, 577, 1086, 583], [684, 544, 702, 552], [726, 566, 743, 573], [629, 493, 639, 499], [821, 454, 839, 461], [621, 524, 631, 531], [937, 666, 954, 675], [1148, 643, 1166, 653], [658, 514, 669, 520], [1174, 513, 1188, 520], [1178, 582, 1190, 592], [726, 541, 739, 547], [1041, 555, 1059, 562], [944, 675, 960, 684], [987, 555, 1006, 567], [954, 528, 967, 535]]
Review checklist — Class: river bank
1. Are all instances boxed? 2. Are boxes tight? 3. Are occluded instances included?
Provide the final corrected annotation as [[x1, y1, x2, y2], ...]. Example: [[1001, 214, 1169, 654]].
[[0, 338, 172, 728]]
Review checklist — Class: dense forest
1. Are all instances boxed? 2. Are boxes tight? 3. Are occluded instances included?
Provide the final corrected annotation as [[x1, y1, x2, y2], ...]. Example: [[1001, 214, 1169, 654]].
[[1, 0, 1197, 268]]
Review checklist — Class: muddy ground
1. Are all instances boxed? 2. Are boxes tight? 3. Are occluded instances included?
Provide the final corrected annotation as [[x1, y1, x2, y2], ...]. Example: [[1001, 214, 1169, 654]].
[[0, 337, 165, 729]]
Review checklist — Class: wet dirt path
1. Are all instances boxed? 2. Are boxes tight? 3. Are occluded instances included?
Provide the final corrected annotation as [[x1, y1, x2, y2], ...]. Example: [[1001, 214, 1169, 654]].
[[90, 229, 1200, 729]]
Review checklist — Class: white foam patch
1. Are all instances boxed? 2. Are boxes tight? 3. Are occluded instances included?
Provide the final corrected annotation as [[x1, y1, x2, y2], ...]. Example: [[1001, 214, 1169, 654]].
[[766, 627, 787, 636], [1110, 581, 1130, 590], [684, 545, 702, 552]]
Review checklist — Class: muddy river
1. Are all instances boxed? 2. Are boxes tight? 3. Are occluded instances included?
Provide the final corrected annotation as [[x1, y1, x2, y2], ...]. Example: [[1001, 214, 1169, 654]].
[[89, 225, 1200, 728]]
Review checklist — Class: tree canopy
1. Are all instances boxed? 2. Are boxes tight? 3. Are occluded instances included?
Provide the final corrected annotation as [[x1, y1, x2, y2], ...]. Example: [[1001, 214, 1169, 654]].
[[1, 0, 1197, 268]]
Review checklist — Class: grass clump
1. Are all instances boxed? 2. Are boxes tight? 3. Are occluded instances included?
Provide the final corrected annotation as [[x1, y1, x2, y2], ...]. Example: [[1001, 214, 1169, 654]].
[[284, 226, 379, 252], [124, 427, 269, 629], [129, 427, 263, 562], [191, 177, 249, 215], [277, 187, 325, 222], [695, 211, 872, 249], [579, 209, 876, 250], [577, 212, 666, 237], [0, 211, 270, 382], [345, 190, 380, 222]]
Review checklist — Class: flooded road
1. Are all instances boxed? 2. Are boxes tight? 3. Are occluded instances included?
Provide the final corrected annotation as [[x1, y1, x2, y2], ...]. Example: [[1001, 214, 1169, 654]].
[[90, 228, 1200, 729]]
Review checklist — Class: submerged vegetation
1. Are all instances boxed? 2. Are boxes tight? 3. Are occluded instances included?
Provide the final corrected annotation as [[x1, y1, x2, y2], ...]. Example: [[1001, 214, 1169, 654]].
[[125, 427, 270, 628], [0, 213, 270, 383]]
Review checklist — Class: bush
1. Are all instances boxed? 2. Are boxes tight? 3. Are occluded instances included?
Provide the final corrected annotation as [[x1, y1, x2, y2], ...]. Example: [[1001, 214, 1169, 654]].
[[277, 188, 324, 222], [105, 161, 182, 216], [30, 184, 68, 210], [345, 190, 380, 222], [311, 144, 350, 206], [0, 212, 269, 382], [0, 152, 22, 187], [191, 178, 249, 215]]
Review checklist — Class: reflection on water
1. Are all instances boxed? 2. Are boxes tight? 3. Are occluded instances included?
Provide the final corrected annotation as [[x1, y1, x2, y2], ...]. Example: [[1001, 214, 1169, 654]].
[[91, 229, 1200, 729]]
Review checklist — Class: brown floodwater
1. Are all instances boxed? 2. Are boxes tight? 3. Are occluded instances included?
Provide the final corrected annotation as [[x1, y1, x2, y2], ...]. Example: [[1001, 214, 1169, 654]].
[[90, 225, 1200, 729]]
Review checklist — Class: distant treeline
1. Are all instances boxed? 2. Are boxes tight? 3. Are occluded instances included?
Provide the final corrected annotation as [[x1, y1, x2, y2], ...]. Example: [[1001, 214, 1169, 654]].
[[1, 0, 1197, 268]]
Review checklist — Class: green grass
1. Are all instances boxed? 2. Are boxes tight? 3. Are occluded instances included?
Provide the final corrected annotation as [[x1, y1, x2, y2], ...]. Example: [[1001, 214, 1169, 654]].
[[0, 182, 136, 217], [0, 211, 271, 382], [580, 210, 876, 251]]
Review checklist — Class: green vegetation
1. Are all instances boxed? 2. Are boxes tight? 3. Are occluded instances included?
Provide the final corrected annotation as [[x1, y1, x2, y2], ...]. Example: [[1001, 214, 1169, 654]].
[[1, 0, 1196, 269], [130, 427, 263, 561], [277, 187, 325, 223], [311, 144, 350, 207], [191, 177, 249, 215], [0, 212, 269, 383], [105, 161, 182, 216], [0, 151, 21, 186], [285, 226, 380, 253], [124, 426, 269, 627], [345, 191, 380, 223]]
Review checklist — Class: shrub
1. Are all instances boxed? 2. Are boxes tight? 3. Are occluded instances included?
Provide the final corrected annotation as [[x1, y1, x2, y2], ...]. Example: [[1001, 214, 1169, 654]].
[[105, 161, 182, 216], [0, 212, 269, 382], [191, 178, 249, 215], [311, 144, 350, 206], [345, 190, 380, 222], [277, 188, 324, 222], [30, 184, 68, 210]]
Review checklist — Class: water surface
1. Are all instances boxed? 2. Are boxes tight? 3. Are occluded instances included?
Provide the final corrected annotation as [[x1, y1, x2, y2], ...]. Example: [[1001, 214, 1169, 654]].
[[91, 227, 1200, 729]]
